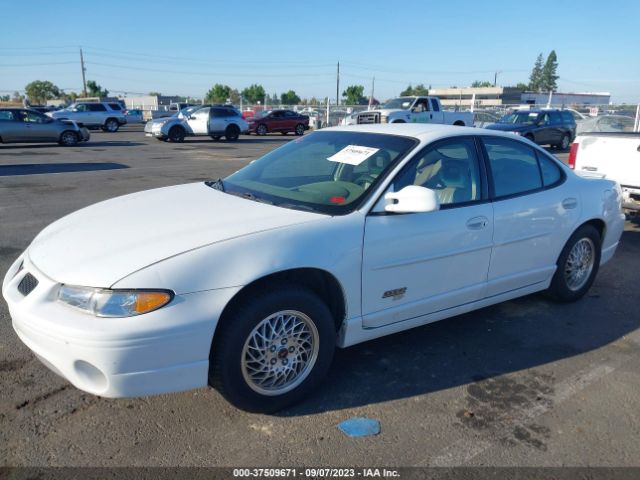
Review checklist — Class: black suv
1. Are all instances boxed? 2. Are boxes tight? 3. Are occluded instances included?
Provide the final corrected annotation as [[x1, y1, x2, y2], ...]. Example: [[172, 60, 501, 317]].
[[485, 109, 576, 150]]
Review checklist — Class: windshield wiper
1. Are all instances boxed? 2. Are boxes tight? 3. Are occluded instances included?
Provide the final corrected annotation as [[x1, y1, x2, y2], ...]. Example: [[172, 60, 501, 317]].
[[205, 178, 225, 192], [227, 191, 274, 205]]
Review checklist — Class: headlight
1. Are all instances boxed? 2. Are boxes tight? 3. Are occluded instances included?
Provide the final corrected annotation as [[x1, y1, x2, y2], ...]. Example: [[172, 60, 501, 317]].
[[58, 285, 173, 317], [511, 131, 522, 136]]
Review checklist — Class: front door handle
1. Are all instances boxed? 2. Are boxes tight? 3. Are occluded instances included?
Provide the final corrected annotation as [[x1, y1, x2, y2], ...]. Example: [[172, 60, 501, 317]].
[[562, 197, 578, 209], [466, 216, 489, 230]]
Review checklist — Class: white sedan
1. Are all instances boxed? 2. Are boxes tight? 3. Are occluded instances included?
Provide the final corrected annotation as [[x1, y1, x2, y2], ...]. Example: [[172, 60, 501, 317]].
[[2, 124, 625, 412]]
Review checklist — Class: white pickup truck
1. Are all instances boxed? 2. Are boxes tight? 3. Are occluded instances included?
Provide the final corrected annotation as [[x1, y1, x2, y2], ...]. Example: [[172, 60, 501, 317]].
[[352, 96, 473, 126], [570, 132, 640, 211]]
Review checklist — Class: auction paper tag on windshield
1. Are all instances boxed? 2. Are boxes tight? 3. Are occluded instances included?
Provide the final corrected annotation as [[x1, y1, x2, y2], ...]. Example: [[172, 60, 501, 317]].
[[327, 145, 380, 166]]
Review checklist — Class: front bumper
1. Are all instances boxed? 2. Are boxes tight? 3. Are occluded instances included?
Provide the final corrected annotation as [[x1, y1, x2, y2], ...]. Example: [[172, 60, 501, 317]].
[[2, 252, 240, 398]]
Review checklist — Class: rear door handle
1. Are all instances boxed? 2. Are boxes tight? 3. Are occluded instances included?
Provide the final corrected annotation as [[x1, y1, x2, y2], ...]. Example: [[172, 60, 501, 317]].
[[466, 216, 489, 230], [562, 197, 578, 209]]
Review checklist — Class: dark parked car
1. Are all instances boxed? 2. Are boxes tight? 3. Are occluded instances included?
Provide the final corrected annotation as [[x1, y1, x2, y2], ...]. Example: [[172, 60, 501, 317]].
[[0, 108, 90, 146], [485, 109, 576, 150], [247, 109, 309, 136]]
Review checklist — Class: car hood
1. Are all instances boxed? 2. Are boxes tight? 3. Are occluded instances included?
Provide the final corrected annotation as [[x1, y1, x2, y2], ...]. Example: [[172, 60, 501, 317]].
[[485, 123, 532, 131], [28, 183, 322, 287]]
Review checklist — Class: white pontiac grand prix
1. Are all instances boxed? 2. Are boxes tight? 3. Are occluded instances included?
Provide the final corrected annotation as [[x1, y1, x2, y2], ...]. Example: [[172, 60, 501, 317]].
[[2, 124, 625, 412]]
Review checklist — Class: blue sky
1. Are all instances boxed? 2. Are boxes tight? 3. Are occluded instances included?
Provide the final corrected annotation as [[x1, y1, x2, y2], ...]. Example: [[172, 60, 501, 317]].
[[1, 0, 639, 103]]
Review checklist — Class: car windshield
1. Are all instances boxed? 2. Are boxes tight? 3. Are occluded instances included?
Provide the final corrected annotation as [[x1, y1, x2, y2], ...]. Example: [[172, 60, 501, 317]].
[[381, 97, 414, 110], [499, 112, 540, 124], [223, 131, 418, 215]]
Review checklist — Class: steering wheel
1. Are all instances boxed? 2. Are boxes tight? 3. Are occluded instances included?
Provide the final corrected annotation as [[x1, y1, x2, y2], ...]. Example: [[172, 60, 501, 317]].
[[354, 174, 378, 188]]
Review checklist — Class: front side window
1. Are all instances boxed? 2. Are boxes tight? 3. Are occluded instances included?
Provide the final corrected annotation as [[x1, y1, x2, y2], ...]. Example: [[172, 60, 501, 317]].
[[22, 110, 47, 123], [75, 104, 88, 112], [224, 131, 418, 215], [392, 137, 482, 207], [483, 137, 542, 198]]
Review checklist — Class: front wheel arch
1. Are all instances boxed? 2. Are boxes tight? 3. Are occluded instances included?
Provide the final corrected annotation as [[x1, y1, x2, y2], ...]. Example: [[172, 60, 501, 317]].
[[453, 120, 465, 126], [214, 268, 346, 340]]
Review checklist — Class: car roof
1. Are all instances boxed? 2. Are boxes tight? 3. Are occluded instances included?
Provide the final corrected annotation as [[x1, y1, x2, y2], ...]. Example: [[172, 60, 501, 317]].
[[321, 123, 526, 143]]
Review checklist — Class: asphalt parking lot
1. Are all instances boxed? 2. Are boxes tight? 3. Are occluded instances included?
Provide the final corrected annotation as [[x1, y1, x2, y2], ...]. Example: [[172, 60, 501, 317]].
[[1, 126, 639, 468]]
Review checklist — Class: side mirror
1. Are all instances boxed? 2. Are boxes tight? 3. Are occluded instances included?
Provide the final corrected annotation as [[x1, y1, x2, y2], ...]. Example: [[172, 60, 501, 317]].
[[384, 186, 440, 213]]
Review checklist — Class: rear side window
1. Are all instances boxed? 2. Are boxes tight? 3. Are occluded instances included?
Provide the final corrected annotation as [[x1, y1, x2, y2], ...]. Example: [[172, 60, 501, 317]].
[[561, 111, 574, 123], [483, 137, 542, 198], [0, 110, 15, 120], [537, 152, 564, 187], [87, 104, 107, 112], [108, 103, 122, 110], [549, 111, 562, 124]]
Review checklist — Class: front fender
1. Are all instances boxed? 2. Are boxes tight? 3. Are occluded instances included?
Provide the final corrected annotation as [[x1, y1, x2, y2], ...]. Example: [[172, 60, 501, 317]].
[[112, 212, 365, 320]]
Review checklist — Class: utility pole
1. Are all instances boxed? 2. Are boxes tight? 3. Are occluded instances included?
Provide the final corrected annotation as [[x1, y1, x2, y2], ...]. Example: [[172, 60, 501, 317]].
[[494, 70, 502, 87], [336, 61, 340, 106], [80, 48, 87, 97], [369, 76, 375, 109]]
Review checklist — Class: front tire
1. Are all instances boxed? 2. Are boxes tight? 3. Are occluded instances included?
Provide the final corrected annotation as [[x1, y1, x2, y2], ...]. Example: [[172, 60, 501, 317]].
[[547, 224, 601, 302], [59, 130, 79, 146], [103, 118, 119, 132], [294, 123, 305, 136], [559, 134, 570, 151], [168, 126, 185, 143], [256, 124, 268, 136], [209, 286, 336, 412]]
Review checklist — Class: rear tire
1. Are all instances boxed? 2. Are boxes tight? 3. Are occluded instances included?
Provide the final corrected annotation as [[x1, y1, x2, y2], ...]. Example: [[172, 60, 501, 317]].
[[209, 285, 336, 412], [559, 134, 570, 151], [168, 126, 185, 143], [225, 124, 240, 141], [547, 224, 601, 302], [59, 130, 79, 146]]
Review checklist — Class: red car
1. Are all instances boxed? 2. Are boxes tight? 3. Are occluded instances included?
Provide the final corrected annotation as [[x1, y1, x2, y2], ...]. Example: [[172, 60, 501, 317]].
[[247, 109, 309, 136]]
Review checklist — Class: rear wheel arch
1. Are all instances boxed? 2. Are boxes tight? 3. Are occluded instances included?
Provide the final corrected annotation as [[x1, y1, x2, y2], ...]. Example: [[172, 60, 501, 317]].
[[581, 218, 606, 242], [453, 120, 465, 126]]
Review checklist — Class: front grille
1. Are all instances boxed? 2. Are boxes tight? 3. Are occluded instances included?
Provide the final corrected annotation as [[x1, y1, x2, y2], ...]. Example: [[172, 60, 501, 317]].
[[357, 112, 381, 124], [17, 273, 38, 297]]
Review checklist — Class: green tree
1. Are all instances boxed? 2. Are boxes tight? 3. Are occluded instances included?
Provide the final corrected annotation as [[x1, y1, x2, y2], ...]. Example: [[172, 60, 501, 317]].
[[280, 90, 300, 105], [148, 91, 162, 96], [515, 82, 529, 90], [400, 83, 429, 96], [204, 84, 232, 103], [0, 94, 10, 102], [412, 84, 429, 95], [12, 91, 24, 102], [86, 80, 109, 97], [541, 50, 559, 92], [229, 88, 241, 105], [471, 80, 493, 88], [24, 80, 60, 104], [529, 53, 544, 92], [400, 84, 414, 96], [241, 84, 266, 104], [342, 85, 367, 105]]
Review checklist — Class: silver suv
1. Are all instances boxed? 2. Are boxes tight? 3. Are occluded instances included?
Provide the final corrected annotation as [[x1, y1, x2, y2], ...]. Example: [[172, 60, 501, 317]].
[[48, 102, 127, 132]]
